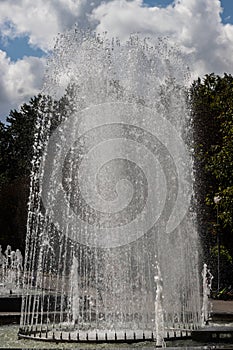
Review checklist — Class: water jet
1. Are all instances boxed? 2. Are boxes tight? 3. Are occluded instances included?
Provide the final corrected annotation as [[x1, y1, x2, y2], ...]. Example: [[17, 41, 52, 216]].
[[18, 30, 202, 345]]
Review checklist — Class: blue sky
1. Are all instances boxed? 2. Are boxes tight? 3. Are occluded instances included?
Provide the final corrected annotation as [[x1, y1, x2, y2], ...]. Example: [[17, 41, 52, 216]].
[[0, 35, 45, 62], [145, 0, 233, 24], [219, 0, 233, 23], [0, 0, 233, 121], [144, 0, 233, 24]]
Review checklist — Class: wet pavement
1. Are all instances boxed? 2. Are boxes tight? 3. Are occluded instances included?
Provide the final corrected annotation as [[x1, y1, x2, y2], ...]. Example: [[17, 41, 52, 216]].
[[211, 299, 233, 321], [212, 299, 233, 313]]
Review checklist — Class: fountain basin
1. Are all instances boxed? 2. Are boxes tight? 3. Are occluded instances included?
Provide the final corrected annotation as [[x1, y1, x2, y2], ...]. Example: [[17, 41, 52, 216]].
[[18, 327, 192, 343], [1, 324, 233, 349], [0, 295, 22, 312], [192, 326, 233, 343]]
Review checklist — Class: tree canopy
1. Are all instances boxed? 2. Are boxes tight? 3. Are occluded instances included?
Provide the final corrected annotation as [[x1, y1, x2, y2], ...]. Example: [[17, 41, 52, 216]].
[[191, 73, 233, 288]]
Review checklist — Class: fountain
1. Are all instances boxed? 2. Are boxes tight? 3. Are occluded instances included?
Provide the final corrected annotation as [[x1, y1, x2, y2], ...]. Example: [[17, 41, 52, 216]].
[[201, 263, 213, 326], [0, 245, 23, 295], [18, 30, 202, 344]]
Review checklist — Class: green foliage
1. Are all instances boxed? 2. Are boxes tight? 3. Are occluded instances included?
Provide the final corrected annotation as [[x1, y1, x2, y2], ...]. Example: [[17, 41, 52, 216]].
[[210, 244, 233, 288], [0, 95, 50, 249], [0, 87, 78, 251], [0, 95, 44, 186], [191, 73, 233, 275], [211, 245, 233, 264]]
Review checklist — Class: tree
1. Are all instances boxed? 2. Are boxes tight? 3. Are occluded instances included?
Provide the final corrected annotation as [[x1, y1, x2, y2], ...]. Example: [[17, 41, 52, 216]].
[[0, 87, 77, 252], [0, 95, 54, 251], [191, 73, 233, 288]]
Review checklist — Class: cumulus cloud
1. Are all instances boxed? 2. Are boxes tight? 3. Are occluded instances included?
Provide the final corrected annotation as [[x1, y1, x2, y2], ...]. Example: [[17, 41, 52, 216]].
[[0, 0, 116, 120], [0, 0, 233, 120], [0, 51, 45, 119], [0, 0, 113, 51], [0, 0, 66, 51], [91, 0, 233, 78]]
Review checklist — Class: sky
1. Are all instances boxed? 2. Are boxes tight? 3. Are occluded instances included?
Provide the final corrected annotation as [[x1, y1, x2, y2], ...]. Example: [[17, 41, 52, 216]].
[[0, 0, 233, 122]]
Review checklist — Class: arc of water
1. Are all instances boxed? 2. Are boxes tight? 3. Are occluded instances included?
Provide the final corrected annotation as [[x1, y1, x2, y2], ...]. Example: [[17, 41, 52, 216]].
[[201, 263, 213, 326], [154, 259, 165, 347]]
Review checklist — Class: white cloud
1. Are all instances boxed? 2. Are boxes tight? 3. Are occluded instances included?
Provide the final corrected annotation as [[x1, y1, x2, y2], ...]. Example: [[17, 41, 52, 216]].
[[91, 0, 233, 78], [0, 0, 112, 51], [0, 0, 233, 120], [0, 0, 64, 51], [0, 51, 45, 119]]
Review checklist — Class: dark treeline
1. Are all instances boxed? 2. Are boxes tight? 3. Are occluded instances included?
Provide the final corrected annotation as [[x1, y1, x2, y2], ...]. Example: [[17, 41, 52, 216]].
[[0, 86, 77, 251], [0, 96, 38, 251], [191, 73, 233, 289], [0, 74, 232, 288]]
